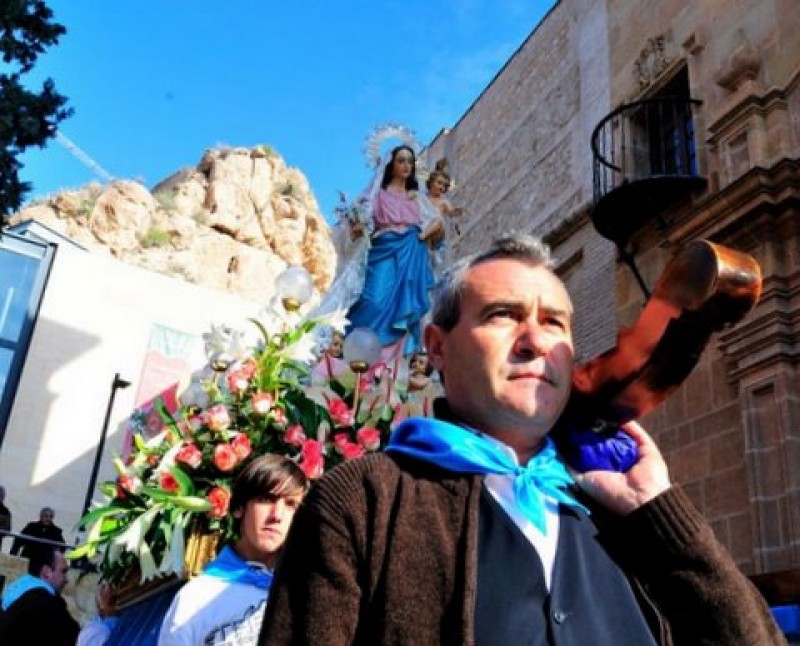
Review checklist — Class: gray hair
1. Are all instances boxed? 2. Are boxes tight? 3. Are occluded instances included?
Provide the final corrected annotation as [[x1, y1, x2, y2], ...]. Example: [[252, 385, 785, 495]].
[[430, 234, 554, 331]]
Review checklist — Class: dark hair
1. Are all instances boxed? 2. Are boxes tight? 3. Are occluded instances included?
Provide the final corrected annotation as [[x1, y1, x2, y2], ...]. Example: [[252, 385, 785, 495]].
[[28, 546, 60, 576], [410, 351, 434, 376], [381, 145, 419, 191], [430, 234, 555, 331], [230, 454, 308, 521], [426, 158, 451, 191]]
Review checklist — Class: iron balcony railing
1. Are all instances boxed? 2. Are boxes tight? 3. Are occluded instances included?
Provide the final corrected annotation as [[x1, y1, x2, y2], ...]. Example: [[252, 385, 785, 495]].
[[591, 97, 703, 205]]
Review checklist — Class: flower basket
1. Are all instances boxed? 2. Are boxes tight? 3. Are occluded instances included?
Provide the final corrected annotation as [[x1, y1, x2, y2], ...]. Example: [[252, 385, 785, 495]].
[[112, 522, 220, 609], [71, 292, 440, 588], [183, 524, 221, 579]]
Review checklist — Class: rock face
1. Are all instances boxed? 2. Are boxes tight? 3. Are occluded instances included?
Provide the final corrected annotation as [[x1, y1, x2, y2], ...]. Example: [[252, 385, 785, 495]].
[[10, 146, 337, 304]]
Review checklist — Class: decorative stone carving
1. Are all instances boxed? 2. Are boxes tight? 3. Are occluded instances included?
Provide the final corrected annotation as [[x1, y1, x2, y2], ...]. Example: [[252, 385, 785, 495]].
[[714, 32, 761, 92], [633, 34, 672, 90]]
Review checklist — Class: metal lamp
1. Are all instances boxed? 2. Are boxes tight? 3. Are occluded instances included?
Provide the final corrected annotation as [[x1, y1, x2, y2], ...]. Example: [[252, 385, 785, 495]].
[[275, 265, 313, 312]]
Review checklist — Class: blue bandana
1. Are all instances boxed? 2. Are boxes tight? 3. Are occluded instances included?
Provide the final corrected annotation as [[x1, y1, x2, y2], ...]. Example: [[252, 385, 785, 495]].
[[387, 417, 588, 534], [203, 545, 273, 590]]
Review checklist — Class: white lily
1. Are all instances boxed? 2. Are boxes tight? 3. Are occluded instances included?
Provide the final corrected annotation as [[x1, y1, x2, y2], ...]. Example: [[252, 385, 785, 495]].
[[281, 331, 318, 364], [138, 541, 159, 583], [312, 308, 349, 334]]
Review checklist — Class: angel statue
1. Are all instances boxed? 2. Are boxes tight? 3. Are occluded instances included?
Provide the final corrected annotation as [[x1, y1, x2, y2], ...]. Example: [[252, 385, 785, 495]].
[[314, 125, 446, 356]]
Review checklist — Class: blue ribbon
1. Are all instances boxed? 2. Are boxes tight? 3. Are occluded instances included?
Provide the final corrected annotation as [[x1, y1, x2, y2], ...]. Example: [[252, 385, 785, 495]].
[[202, 545, 273, 590], [387, 418, 588, 534]]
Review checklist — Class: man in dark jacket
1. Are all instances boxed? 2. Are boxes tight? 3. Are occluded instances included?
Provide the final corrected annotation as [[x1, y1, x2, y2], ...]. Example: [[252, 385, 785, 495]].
[[10, 506, 66, 562], [0, 546, 79, 644], [260, 235, 783, 645]]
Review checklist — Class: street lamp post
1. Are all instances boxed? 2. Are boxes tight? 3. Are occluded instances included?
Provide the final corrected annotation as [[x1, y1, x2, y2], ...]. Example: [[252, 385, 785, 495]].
[[82, 373, 130, 516]]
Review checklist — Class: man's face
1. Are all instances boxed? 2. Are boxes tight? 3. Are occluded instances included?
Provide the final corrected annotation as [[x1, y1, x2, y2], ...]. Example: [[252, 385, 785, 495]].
[[40, 509, 54, 525], [42, 551, 69, 593], [235, 491, 303, 567], [426, 258, 574, 457]]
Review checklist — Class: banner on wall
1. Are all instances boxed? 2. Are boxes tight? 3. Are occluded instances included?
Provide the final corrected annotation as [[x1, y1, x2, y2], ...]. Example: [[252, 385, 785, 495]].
[[122, 324, 205, 457]]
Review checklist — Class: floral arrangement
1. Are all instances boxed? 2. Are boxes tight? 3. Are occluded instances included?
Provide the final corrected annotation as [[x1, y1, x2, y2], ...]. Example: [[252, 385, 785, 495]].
[[72, 301, 435, 586], [333, 190, 370, 228]]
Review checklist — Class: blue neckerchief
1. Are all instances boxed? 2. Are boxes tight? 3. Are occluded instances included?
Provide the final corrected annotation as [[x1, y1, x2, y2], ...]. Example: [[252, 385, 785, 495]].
[[386, 417, 588, 534], [1, 574, 55, 610], [202, 545, 273, 590]]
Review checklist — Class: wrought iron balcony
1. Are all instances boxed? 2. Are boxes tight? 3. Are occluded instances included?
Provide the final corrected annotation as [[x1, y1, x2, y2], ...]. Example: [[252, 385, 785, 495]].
[[590, 97, 707, 246]]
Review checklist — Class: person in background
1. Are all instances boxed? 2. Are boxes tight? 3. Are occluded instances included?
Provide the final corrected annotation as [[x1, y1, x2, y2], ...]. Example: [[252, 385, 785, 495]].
[[0, 546, 79, 644], [157, 454, 308, 645], [260, 234, 782, 645], [10, 506, 66, 562], [0, 486, 11, 551]]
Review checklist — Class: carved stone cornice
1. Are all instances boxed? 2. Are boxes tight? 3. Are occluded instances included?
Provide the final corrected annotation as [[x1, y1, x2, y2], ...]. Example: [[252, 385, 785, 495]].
[[663, 158, 800, 245], [718, 272, 800, 383]]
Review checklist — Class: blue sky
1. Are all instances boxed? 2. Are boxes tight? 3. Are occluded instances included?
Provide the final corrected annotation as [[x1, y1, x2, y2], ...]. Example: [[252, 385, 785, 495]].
[[21, 1, 556, 220]]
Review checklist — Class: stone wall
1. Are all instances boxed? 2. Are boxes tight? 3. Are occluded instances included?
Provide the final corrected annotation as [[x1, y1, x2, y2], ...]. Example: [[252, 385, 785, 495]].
[[422, 0, 619, 360]]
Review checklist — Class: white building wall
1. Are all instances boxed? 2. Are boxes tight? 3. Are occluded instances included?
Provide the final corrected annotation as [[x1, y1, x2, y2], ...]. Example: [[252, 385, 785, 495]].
[[0, 230, 261, 549]]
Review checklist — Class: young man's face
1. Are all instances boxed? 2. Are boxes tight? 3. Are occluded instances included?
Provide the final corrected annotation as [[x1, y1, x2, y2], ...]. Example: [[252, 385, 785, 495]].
[[426, 258, 574, 457], [235, 491, 303, 567]]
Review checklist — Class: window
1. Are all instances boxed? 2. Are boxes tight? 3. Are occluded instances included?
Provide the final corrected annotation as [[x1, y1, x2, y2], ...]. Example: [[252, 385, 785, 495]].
[[630, 67, 699, 178], [0, 231, 54, 441]]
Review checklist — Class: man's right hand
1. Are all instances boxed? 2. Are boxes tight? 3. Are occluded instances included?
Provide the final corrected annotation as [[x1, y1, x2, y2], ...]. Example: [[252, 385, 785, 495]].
[[571, 421, 671, 516]]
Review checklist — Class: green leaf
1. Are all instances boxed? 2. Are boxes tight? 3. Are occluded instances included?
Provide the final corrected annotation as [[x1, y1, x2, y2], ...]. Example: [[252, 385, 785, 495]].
[[77, 503, 131, 530], [170, 495, 213, 512], [170, 465, 195, 496]]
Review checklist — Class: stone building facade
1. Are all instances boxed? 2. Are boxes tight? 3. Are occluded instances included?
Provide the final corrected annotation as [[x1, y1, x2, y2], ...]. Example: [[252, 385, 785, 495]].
[[423, 0, 799, 596]]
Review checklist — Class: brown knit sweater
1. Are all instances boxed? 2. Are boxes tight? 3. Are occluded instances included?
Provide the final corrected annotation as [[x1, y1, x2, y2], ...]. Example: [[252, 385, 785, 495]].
[[260, 452, 783, 645]]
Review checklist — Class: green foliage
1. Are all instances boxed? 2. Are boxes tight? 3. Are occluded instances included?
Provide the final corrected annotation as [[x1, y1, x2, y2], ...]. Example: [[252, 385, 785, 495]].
[[141, 226, 170, 248], [257, 143, 276, 158], [0, 1, 73, 221]]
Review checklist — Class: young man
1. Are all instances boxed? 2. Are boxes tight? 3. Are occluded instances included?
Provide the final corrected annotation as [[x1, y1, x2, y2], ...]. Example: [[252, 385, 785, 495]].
[[158, 454, 307, 645], [260, 235, 782, 645], [0, 546, 79, 644]]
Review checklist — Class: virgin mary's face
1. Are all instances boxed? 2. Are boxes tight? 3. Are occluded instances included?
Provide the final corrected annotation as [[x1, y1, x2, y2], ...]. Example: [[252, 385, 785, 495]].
[[392, 149, 414, 180]]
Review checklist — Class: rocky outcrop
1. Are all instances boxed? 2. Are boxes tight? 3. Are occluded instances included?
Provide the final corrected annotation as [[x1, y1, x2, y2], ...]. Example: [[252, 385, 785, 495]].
[[10, 146, 336, 304]]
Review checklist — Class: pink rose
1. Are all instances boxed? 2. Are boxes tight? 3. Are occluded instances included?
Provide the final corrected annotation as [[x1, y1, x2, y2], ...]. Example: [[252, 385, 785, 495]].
[[251, 392, 273, 416], [213, 443, 238, 472], [231, 434, 252, 460], [226, 369, 251, 394], [333, 433, 350, 454], [299, 439, 324, 479], [357, 426, 381, 451], [176, 443, 203, 469], [284, 424, 306, 447], [159, 471, 179, 493], [207, 486, 231, 518], [341, 442, 365, 460], [204, 404, 231, 431], [116, 473, 142, 498], [238, 359, 257, 379], [328, 398, 354, 427], [271, 407, 287, 427]]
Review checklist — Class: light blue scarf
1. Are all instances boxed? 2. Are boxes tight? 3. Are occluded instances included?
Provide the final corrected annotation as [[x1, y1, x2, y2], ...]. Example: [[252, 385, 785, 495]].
[[1, 573, 55, 610], [387, 417, 588, 534], [203, 545, 273, 590]]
